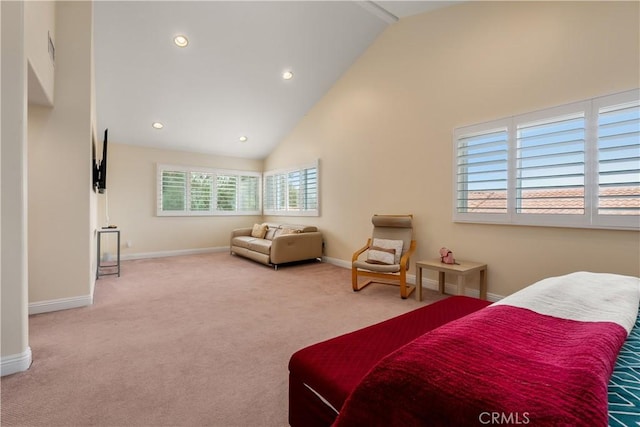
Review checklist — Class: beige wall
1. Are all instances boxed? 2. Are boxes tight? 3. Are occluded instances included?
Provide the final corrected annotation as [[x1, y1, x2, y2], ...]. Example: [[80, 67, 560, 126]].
[[25, 0, 55, 106], [1, 0, 31, 368], [28, 1, 94, 304], [89, 12, 98, 298], [97, 143, 263, 258], [264, 1, 640, 297]]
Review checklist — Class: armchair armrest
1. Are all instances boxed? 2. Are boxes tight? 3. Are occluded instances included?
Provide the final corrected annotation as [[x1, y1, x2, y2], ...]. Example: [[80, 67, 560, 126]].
[[352, 239, 372, 263], [399, 240, 417, 271]]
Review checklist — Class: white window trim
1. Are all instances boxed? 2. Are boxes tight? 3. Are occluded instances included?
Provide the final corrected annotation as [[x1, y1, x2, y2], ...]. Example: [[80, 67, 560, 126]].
[[156, 164, 262, 217], [263, 160, 320, 217], [453, 89, 639, 231]]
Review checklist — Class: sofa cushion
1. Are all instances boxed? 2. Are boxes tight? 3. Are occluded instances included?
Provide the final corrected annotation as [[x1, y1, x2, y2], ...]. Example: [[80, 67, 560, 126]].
[[280, 224, 318, 233], [231, 236, 255, 250], [269, 224, 318, 239], [232, 235, 272, 255], [264, 227, 277, 240], [248, 238, 272, 255], [275, 227, 302, 238]]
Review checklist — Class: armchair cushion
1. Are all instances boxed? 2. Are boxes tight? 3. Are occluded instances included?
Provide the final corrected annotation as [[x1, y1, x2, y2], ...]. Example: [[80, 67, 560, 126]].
[[353, 260, 401, 273]]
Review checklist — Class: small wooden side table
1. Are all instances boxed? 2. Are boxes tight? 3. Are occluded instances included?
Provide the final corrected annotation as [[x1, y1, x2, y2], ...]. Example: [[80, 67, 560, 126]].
[[415, 259, 487, 301]]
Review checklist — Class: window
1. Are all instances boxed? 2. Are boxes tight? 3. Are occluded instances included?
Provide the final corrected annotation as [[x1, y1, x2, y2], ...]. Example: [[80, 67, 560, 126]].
[[454, 89, 639, 230], [161, 170, 187, 212], [515, 109, 586, 218], [455, 125, 509, 215], [263, 161, 319, 216], [216, 175, 238, 212], [157, 165, 261, 216], [190, 172, 213, 212], [594, 93, 640, 228]]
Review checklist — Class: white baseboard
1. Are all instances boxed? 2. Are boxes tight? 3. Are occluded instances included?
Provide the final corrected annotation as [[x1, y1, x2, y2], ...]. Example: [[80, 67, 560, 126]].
[[29, 294, 93, 315], [120, 246, 229, 261], [1, 347, 32, 376], [322, 256, 351, 269], [322, 256, 503, 302]]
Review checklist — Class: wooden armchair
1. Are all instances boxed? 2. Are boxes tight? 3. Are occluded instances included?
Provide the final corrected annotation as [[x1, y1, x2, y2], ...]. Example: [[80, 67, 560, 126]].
[[351, 214, 417, 299]]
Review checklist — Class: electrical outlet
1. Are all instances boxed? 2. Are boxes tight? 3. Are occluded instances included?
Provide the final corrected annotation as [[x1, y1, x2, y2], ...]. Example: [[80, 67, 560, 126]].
[[126, 240, 132, 248]]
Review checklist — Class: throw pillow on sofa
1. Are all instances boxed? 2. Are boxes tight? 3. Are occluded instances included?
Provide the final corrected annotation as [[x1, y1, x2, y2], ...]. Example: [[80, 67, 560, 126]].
[[251, 223, 268, 239], [279, 227, 301, 235]]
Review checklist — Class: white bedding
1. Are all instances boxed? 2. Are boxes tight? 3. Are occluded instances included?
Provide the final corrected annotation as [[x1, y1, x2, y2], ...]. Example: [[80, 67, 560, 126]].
[[492, 271, 640, 333]]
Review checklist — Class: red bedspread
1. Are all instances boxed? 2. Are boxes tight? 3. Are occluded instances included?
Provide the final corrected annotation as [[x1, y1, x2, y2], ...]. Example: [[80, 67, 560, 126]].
[[333, 305, 628, 427]]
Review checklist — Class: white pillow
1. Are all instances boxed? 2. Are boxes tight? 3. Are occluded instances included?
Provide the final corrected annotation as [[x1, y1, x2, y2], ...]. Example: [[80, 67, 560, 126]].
[[366, 245, 396, 265], [371, 238, 404, 264]]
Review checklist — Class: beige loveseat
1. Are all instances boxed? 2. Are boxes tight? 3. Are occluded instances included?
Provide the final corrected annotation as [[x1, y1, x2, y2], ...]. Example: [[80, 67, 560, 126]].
[[230, 223, 323, 269]]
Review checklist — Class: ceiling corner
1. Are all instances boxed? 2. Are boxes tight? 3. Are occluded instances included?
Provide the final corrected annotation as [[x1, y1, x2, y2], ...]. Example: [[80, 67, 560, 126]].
[[355, 1, 399, 24]]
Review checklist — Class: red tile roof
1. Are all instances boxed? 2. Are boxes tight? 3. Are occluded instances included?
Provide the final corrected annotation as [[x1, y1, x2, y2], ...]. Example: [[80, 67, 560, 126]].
[[465, 187, 640, 215]]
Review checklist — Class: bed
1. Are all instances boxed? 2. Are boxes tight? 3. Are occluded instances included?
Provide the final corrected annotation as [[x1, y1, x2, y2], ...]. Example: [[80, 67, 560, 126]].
[[288, 272, 640, 427]]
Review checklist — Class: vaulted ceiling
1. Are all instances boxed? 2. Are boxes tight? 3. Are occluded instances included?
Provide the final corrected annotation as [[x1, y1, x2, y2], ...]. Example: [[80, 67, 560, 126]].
[[94, 1, 457, 159]]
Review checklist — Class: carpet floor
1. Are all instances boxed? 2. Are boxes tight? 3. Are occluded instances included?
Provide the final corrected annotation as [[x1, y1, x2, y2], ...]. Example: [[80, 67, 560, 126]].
[[1, 253, 445, 426]]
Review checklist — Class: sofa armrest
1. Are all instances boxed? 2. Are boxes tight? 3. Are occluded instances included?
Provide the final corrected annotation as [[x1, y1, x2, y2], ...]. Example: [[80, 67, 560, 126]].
[[271, 231, 323, 265], [230, 228, 252, 250], [231, 228, 252, 238]]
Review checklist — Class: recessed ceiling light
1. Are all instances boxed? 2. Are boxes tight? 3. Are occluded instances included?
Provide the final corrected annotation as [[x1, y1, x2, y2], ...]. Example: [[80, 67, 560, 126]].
[[174, 35, 189, 48], [152, 122, 164, 129], [282, 70, 294, 80], [239, 136, 248, 142]]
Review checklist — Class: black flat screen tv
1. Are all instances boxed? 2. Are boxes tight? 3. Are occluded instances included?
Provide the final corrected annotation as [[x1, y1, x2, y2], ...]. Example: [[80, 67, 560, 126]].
[[93, 128, 108, 193]]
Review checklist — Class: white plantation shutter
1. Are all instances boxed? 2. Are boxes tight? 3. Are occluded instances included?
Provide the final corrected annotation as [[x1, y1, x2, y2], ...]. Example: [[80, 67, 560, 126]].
[[453, 89, 639, 230], [455, 126, 509, 216], [157, 164, 260, 216], [263, 161, 319, 216], [263, 175, 275, 211], [516, 112, 585, 215], [216, 175, 237, 211], [597, 100, 640, 216], [288, 170, 301, 210], [263, 174, 286, 211], [160, 169, 187, 212], [238, 175, 260, 212], [190, 172, 213, 212], [302, 167, 318, 210]]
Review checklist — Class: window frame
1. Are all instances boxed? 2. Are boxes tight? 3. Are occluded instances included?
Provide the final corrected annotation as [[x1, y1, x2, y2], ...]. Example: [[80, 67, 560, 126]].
[[156, 164, 262, 217], [263, 160, 320, 217], [453, 89, 639, 230]]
